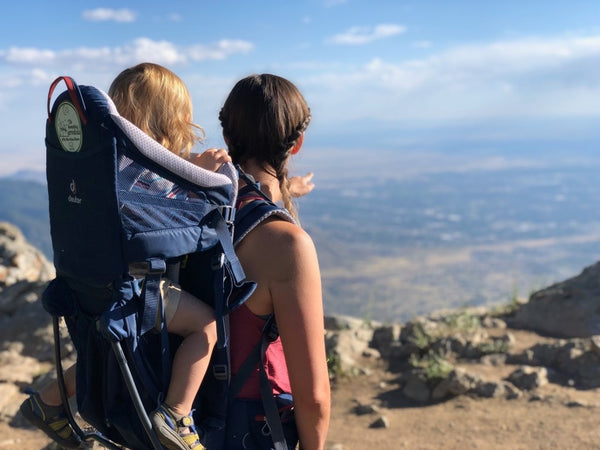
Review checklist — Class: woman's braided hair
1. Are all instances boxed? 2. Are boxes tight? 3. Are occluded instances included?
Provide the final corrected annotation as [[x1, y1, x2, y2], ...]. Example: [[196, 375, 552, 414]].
[[219, 74, 311, 220]]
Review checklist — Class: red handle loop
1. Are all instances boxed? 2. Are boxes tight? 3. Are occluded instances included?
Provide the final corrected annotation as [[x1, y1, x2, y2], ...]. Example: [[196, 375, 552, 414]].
[[47, 76, 87, 125]]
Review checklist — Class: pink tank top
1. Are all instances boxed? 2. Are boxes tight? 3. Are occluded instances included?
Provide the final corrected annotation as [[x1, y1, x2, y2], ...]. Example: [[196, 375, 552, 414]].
[[229, 303, 291, 399]]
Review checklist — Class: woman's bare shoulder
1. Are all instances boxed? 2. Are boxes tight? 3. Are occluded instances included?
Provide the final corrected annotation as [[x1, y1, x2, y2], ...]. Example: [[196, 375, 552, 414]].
[[242, 217, 317, 277], [253, 217, 314, 250]]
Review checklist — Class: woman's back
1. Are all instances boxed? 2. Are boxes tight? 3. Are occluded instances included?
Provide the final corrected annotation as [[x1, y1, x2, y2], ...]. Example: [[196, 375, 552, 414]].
[[221, 73, 330, 450]]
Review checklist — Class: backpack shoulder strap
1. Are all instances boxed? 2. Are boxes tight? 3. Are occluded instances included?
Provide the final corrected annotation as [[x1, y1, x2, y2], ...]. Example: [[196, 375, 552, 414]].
[[233, 185, 295, 247]]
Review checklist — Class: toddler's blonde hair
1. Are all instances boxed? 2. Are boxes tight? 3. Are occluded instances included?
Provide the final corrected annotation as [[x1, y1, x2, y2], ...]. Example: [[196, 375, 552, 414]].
[[109, 62, 203, 158]]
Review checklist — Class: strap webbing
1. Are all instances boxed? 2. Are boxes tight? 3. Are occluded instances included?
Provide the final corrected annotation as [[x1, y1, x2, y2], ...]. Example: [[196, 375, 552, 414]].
[[213, 262, 227, 349], [227, 336, 262, 402], [258, 317, 287, 450], [228, 316, 288, 450], [214, 213, 246, 285], [140, 258, 165, 335]]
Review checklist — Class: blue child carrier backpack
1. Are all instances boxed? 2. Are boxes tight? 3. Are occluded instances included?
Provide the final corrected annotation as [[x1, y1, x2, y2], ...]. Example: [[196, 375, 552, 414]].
[[41, 76, 257, 449]]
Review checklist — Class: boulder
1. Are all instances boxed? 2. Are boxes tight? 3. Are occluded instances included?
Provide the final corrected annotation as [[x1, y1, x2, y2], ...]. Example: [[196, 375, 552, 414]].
[[431, 368, 480, 400], [402, 373, 430, 403], [370, 324, 401, 358], [509, 262, 600, 338], [368, 416, 389, 429], [325, 318, 374, 375], [0, 222, 54, 290], [473, 380, 506, 399], [507, 366, 548, 390]]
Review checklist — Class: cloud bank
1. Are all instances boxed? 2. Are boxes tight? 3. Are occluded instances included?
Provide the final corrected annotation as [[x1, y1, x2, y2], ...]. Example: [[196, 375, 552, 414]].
[[308, 34, 600, 123], [0, 38, 255, 86], [1, 32, 600, 138]]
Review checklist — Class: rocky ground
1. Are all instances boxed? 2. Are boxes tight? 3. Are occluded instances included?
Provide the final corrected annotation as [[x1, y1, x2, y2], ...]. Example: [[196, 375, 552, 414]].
[[1, 222, 600, 449], [3, 328, 600, 450], [327, 334, 600, 450], [4, 316, 600, 450]]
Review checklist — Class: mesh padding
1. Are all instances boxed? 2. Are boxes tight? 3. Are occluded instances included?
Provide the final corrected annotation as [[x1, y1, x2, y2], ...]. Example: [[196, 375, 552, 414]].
[[111, 113, 233, 190], [117, 155, 210, 235]]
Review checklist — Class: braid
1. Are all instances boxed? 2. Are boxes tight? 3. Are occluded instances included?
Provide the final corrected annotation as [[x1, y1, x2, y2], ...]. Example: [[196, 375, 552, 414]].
[[277, 165, 298, 222], [277, 113, 310, 222], [282, 113, 311, 153]]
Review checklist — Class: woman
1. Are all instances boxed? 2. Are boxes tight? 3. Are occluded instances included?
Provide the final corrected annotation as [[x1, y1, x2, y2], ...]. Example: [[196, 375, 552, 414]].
[[220, 74, 331, 450]]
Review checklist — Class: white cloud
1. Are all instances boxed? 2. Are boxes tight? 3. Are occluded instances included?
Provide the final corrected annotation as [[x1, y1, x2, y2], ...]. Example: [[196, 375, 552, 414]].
[[0, 38, 254, 74], [30, 68, 52, 86], [0, 68, 53, 91], [4, 47, 55, 64], [308, 34, 600, 123], [188, 40, 254, 61], [328, 24, 406, 45], [82, 8, 137, 23], [128, 38, 184, 65]]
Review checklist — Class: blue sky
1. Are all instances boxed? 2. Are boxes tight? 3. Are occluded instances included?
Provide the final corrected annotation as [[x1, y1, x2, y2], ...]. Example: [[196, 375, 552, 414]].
[[1, 0, 600, 175]]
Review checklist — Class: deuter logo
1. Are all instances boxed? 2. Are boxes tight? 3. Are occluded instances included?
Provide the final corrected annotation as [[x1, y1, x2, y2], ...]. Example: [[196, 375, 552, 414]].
[[68, 179, 82, 204]]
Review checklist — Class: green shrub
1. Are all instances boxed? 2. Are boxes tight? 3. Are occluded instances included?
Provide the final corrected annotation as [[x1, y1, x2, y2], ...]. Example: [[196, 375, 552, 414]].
[[409, 322, 434, 350], [327, 352, 343, 381], [478, 338, 511, 355], [442, 310, 481, 332], [409, 351, 454, 384]]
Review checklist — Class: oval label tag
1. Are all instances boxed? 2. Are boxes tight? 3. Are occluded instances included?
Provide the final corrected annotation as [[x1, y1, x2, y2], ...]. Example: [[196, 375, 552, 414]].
[[55, 102, 83, 152]]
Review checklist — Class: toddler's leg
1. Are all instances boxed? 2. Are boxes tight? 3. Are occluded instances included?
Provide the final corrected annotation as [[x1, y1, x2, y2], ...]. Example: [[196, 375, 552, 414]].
[[39, 363, 77, 406], [19, 364, 81, 448], [161, 281, 216, 415], [152, 280, 213, 449]]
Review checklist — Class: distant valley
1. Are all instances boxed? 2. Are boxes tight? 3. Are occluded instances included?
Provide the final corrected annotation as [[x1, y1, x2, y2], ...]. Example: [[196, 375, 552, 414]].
[[3, 149, 600, 323], [296, 149, 600, 321]]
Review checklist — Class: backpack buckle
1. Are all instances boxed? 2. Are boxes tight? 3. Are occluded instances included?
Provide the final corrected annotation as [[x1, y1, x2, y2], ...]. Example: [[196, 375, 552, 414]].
[[213, 364, 228, 380], [211, 252, 225, 270], [146, 258, 166, 275], [219, 205, 235, 224]]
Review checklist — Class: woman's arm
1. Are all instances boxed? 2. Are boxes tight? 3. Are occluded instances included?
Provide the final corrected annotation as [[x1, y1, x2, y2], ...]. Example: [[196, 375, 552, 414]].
[[289, 172, 315, 198], [266, 221, 331, 450]]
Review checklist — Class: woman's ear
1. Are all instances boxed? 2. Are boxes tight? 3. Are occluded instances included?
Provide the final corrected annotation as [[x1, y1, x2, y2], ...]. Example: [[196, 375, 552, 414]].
[[290, 133, 304, 155]]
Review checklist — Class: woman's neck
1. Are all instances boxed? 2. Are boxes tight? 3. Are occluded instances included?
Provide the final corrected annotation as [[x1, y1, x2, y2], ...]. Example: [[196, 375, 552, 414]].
[[240, 159, 281, 203]]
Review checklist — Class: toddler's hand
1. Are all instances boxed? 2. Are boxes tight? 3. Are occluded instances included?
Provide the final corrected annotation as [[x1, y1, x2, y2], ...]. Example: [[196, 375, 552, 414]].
[[190, 148, 232, 171]]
